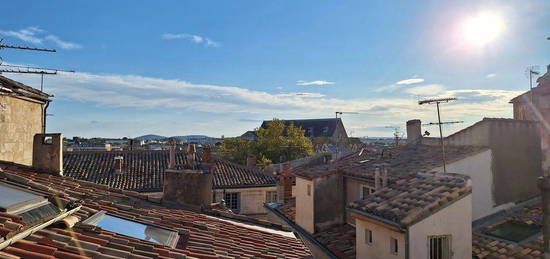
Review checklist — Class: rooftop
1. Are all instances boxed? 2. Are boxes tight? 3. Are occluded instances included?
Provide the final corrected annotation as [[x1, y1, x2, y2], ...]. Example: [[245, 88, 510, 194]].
[[0, 75, 52, 101], [63, 150, 276, 192], [348, 172, 471, 227], [0, 161, 312, 259]]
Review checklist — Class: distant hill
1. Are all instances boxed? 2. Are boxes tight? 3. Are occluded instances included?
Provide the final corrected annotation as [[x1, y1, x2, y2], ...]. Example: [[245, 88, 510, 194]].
[[134, 134, 167, 141]]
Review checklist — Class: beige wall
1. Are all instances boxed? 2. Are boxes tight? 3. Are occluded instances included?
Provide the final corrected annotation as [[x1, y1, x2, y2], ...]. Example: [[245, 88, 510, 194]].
[[432, 149, 514, 220], [213, 186, 277, 215], [295, 177, 315, 233], [345, 177, 374, 224], [408, 195, 472, 259], [356, 218, 405, 259], [0, 95, 44, 166]]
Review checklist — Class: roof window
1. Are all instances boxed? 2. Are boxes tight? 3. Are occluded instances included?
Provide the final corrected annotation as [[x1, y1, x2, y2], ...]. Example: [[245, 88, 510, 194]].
[[0, 182, 61, 224], [484, 220, 540, 243], [83, 211, 179, 247]]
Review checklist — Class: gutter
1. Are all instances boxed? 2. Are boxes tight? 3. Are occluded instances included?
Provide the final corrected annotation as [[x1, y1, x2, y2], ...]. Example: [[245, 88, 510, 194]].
[[0, 205, 81, 250], [264, 204, 338, 259], [347, 208, 405, 231]]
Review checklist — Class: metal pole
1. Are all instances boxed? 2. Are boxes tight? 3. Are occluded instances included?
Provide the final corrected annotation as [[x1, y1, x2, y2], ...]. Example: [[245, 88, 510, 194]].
[[530, 70, 534, 104], [40, 73, 44, 92], [437, 102, 447, 173]]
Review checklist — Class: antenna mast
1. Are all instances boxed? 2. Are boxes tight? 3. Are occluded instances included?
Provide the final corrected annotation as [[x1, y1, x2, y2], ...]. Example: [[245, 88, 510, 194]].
[[335, 111, 359, 118], [418, 97, 457, 173], [526, 66, 540, 104]]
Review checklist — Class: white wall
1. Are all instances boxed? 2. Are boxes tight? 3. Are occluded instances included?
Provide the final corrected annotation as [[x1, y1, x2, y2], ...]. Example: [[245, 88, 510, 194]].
[[408, 195, 472, 259], [296, 177, 315, 233], [356, 218, 405, 259], [213, 186, 277, 215], [432, 149, 514, 220]]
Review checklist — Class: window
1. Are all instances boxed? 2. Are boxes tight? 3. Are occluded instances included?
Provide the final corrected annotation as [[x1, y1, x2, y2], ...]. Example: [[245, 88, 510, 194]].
[[364, 229, 373, 245], [322, 126, 329, 135], [390, 237, 398, 255], [225, 192, 240, 211], [307, 184, 311, 196], [82, 211, 179, 248], [484, 220, 540, 242], [266, 191, 277, 203], [360, 185, 374, 199], [0, 182, 60, 224], [429, 235, 451, 259], [307, 127, 314, 137]]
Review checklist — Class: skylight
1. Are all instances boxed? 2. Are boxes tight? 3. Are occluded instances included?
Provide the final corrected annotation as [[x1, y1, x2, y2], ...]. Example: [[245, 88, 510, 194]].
[[484, 220, 540, 243], [0, 182, 49, 214], [83, 211, 179, 247]]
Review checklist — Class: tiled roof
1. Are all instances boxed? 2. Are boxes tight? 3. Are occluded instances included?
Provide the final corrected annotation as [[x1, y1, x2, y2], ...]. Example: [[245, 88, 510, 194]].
[[348, 172, 471, 227], [0, 161, 312, 259], [273, 199, 356, 259], [260, 118, 343, 138], [294, 144, 486, 181], [473, 200, 543, 259], [63, 150, 276, 192], [211, 158, 276, 189], [0, 75, 51, 101]]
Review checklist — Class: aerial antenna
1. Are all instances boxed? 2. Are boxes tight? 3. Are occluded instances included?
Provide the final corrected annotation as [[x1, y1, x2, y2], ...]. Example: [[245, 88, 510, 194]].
[[335, 111, 359, 118], [525, 65, 540, 103], [418, 97, 457, 173], [0, 39, 56, 52]]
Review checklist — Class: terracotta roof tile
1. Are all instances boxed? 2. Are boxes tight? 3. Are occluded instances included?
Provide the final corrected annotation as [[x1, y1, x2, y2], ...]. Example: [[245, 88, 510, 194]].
[[0, 161, 311, 259]]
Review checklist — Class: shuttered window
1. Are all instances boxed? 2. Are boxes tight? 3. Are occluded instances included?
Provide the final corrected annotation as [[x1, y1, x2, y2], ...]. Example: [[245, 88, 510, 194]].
[[429, 235, 451, 259]]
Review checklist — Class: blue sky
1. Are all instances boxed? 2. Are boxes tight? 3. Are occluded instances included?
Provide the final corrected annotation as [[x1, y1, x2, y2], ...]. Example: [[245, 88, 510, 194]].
[[1, 0, 548, 138]]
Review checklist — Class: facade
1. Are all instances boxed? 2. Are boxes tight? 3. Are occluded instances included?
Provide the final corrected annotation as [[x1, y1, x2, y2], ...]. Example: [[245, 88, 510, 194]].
[[0, 76, 51, 166], [510, 64, 550, 170]]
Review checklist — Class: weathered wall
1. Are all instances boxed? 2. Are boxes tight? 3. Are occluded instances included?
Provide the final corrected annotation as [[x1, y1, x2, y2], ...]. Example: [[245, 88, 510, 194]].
[[163, 169, 212, 209], [355, 218, 406, 259], [313, 173, 345, 232], [32, 133, 63, 175], [296, 177, 315, 233], [432, 149, 513, 220], [344, 177, 374, 225], [487, 120, 542, 205], [213, 186, 277, 215], [408, 195, 472, 259], [0, 95, 44, 166], [444, 121, 490, 147]]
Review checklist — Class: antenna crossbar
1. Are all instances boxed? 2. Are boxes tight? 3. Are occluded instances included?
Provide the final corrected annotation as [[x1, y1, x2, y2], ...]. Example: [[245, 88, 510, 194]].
[[0, 44, 56, 52]]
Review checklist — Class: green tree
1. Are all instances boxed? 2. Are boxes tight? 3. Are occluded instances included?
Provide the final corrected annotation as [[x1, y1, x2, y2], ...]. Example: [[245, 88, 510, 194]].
[[220, 118, 314, 165]]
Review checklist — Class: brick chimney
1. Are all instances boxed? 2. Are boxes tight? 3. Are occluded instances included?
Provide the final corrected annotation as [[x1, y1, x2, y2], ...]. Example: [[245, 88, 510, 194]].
[[406, 119, 422, 145], [246, 155, 257, 167], [187, 144, 197, 167], [276, 163, 293, 203], [32, 133, 63, 176], [113, 156, 124, 174], [374, 167, 381, 190], [203, 146, 213, 163], [168, 146, 176, 169], [163, 168, 213, 211]]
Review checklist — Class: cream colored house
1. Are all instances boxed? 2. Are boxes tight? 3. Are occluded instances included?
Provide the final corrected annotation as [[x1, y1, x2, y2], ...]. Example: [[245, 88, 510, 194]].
[[348, 173, 472, 259]]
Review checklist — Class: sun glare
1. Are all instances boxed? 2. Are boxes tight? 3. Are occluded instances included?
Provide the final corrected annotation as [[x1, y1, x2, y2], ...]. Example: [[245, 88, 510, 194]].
[[461, 12, 505, 46]]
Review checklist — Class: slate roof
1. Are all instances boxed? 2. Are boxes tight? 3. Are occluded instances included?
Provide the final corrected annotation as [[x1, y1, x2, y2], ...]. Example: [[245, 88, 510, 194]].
[[294, 144, 487, 181], [63, 150, 276, 192], [472, 200, 543, 259], [260, 118, 343, 138], [348, 172, 471, 227], [0, 161, 312, 259], [0, 75, 51, 101]]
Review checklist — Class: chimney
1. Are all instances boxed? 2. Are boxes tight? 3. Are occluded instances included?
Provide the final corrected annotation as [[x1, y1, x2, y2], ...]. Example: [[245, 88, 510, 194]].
[[406, 119, 422, 145], [203, 146, 213, 163], [382, 167, 388, 188], [276, 163, 293, 202], [163, 168, 213, 211], [187, 144, 197, 167], [374, 167, 381, 190], [246, 155, 257, 167], [168, 146, 176, 169], [32, 133, 63, 176], [538, 176, 550, 259], [113, 156, 124, 174]]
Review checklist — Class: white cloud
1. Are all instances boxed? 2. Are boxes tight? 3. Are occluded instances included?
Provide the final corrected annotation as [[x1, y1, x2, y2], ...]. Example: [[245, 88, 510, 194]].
[[396, 78, 424, 85], [0, 26, 82, 50], [296, 80, 335, 86], [162, 33, 219, 47], [486, 73, 497, 78], [406, 84, 447, 96]]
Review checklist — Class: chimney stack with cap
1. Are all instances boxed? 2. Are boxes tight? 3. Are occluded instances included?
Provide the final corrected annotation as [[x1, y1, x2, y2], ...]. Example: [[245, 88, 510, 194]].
[[113, 156, 124, 174], [406, 119, 422, 145], [168, 146, 176, 169], [374, 167, 381, 190], [32, 133, 63, 176], [246, 154, 257, 167]]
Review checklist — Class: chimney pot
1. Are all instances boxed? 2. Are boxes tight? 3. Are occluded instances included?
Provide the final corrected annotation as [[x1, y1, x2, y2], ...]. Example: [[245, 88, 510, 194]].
[[114, 156, 124, 173]]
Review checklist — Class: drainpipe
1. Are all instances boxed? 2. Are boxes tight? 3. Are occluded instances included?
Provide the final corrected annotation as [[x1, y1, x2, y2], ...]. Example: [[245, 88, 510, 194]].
[[42, 101, 50, 134], [538, 176, 550, 259]]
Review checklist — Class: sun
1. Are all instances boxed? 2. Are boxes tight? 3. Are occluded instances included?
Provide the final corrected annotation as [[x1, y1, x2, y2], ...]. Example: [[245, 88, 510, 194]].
[[461, 12, 505, 46]]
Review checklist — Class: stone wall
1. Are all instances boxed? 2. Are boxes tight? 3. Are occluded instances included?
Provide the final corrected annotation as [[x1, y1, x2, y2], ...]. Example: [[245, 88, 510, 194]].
[[0, 95, 45, 165], [163, 169, 213, 210]]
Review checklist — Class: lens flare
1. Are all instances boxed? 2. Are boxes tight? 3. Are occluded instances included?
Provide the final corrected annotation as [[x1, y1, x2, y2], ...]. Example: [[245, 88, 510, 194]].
[[461, 12, 505, 46]]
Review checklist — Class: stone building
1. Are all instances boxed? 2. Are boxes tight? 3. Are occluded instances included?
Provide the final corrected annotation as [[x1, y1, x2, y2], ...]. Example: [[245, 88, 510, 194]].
[[0, 76, 52, 166], [510, 64, 550, 170]]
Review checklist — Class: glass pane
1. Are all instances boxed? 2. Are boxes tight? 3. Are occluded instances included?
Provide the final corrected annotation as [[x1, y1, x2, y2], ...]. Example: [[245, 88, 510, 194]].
[[90, 214, 177, 246], [0, 183, 45, 211]]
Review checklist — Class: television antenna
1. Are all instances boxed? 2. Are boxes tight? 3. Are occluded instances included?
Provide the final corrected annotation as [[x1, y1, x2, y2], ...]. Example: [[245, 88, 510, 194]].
[[385, 125, 404, 147], [335, 111, 359, 118], [418, 97, 457, 173], [525, 66, 540, 103]]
